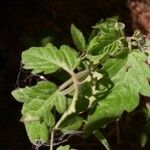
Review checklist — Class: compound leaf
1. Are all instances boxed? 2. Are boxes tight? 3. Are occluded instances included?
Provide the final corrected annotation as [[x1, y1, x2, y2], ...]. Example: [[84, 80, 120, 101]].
[[11, 17, 150, 149]]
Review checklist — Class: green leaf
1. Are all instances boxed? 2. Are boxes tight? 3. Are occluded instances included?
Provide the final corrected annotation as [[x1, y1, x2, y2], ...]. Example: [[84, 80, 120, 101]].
[[22, 43, 80, 74], [71, 24, 86, 50], [11, 18, 150, 149], [59, 45, 80, 71], [43, 110, 55, 127], [40, 36, 54, 46], [25, 122, 48, 144], [93, 17, 124, 35], [56, 145, 70, 150], [102, 55, 127, 79], [11, 81, 57, 103], [85, 52, 109, 65], [54, 91, 67, 113], [85, 81, 139, 134], [21, 90, 67, 121], [86, 18, 127, 65], [60, 115, 83, 132], [87, 17, 124, 55], [89, 17, 120, 41], [87, 32, 123, 55], [110, 50, 150, 96], [76, 82, 92, 112], [12, 81, 67, 139], [140, 133, 148, 148], [125, 51, 150, 96], [93, 130, 111, 150], [85, 50, 150, 134]]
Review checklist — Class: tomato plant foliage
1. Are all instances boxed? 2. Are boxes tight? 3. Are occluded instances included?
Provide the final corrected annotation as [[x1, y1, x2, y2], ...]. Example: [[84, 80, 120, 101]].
[[11, 18, 150, 150]]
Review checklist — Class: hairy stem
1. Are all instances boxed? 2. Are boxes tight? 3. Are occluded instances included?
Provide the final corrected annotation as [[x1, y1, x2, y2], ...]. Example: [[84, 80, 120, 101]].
[[50, 70, 90, 149], [50, 71, 80, 150], [50, 130, 54, 150], [55, 72, 79, 129], [61, 84, 74, 95], [59, 70, 89, 91]]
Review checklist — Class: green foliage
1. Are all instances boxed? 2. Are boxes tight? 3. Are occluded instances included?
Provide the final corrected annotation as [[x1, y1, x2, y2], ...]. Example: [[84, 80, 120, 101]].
[[56, 145, 70, 150], [93, 130, 110, 150], [87, 18, 124, 55], [71, 24, 86, 51], [12, 17, 150, 150], [22, 43, 80, 74], [60, 115, 83, 132], [12, 81, 57, 103], [25, 122, 48, 145]]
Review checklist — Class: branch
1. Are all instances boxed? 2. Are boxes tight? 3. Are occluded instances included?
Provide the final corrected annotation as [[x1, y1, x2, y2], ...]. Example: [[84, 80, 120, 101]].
[[50, 70, 84, 150], [54, 71, 79, 129], [59, 69, 89, 91], [50, 130, 55, 150]]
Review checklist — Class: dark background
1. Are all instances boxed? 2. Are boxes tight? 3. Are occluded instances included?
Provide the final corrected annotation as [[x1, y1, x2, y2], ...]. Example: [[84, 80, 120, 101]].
[[0, 0, 140, 150]]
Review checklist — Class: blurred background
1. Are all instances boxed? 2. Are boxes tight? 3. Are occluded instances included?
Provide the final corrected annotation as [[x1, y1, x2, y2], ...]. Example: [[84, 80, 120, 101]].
[[0, 0, 150, 149]]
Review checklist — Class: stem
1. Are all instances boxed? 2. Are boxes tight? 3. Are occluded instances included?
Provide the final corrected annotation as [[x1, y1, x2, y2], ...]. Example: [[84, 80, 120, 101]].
[[126, 36, 138, 51], [50, 71, 80, 149], [59, 78, 73, 91], [50, 130, 54, 150], [59, 70, 89, 91], [61, 84, 74, 95], [55, 72, 79, 129]]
